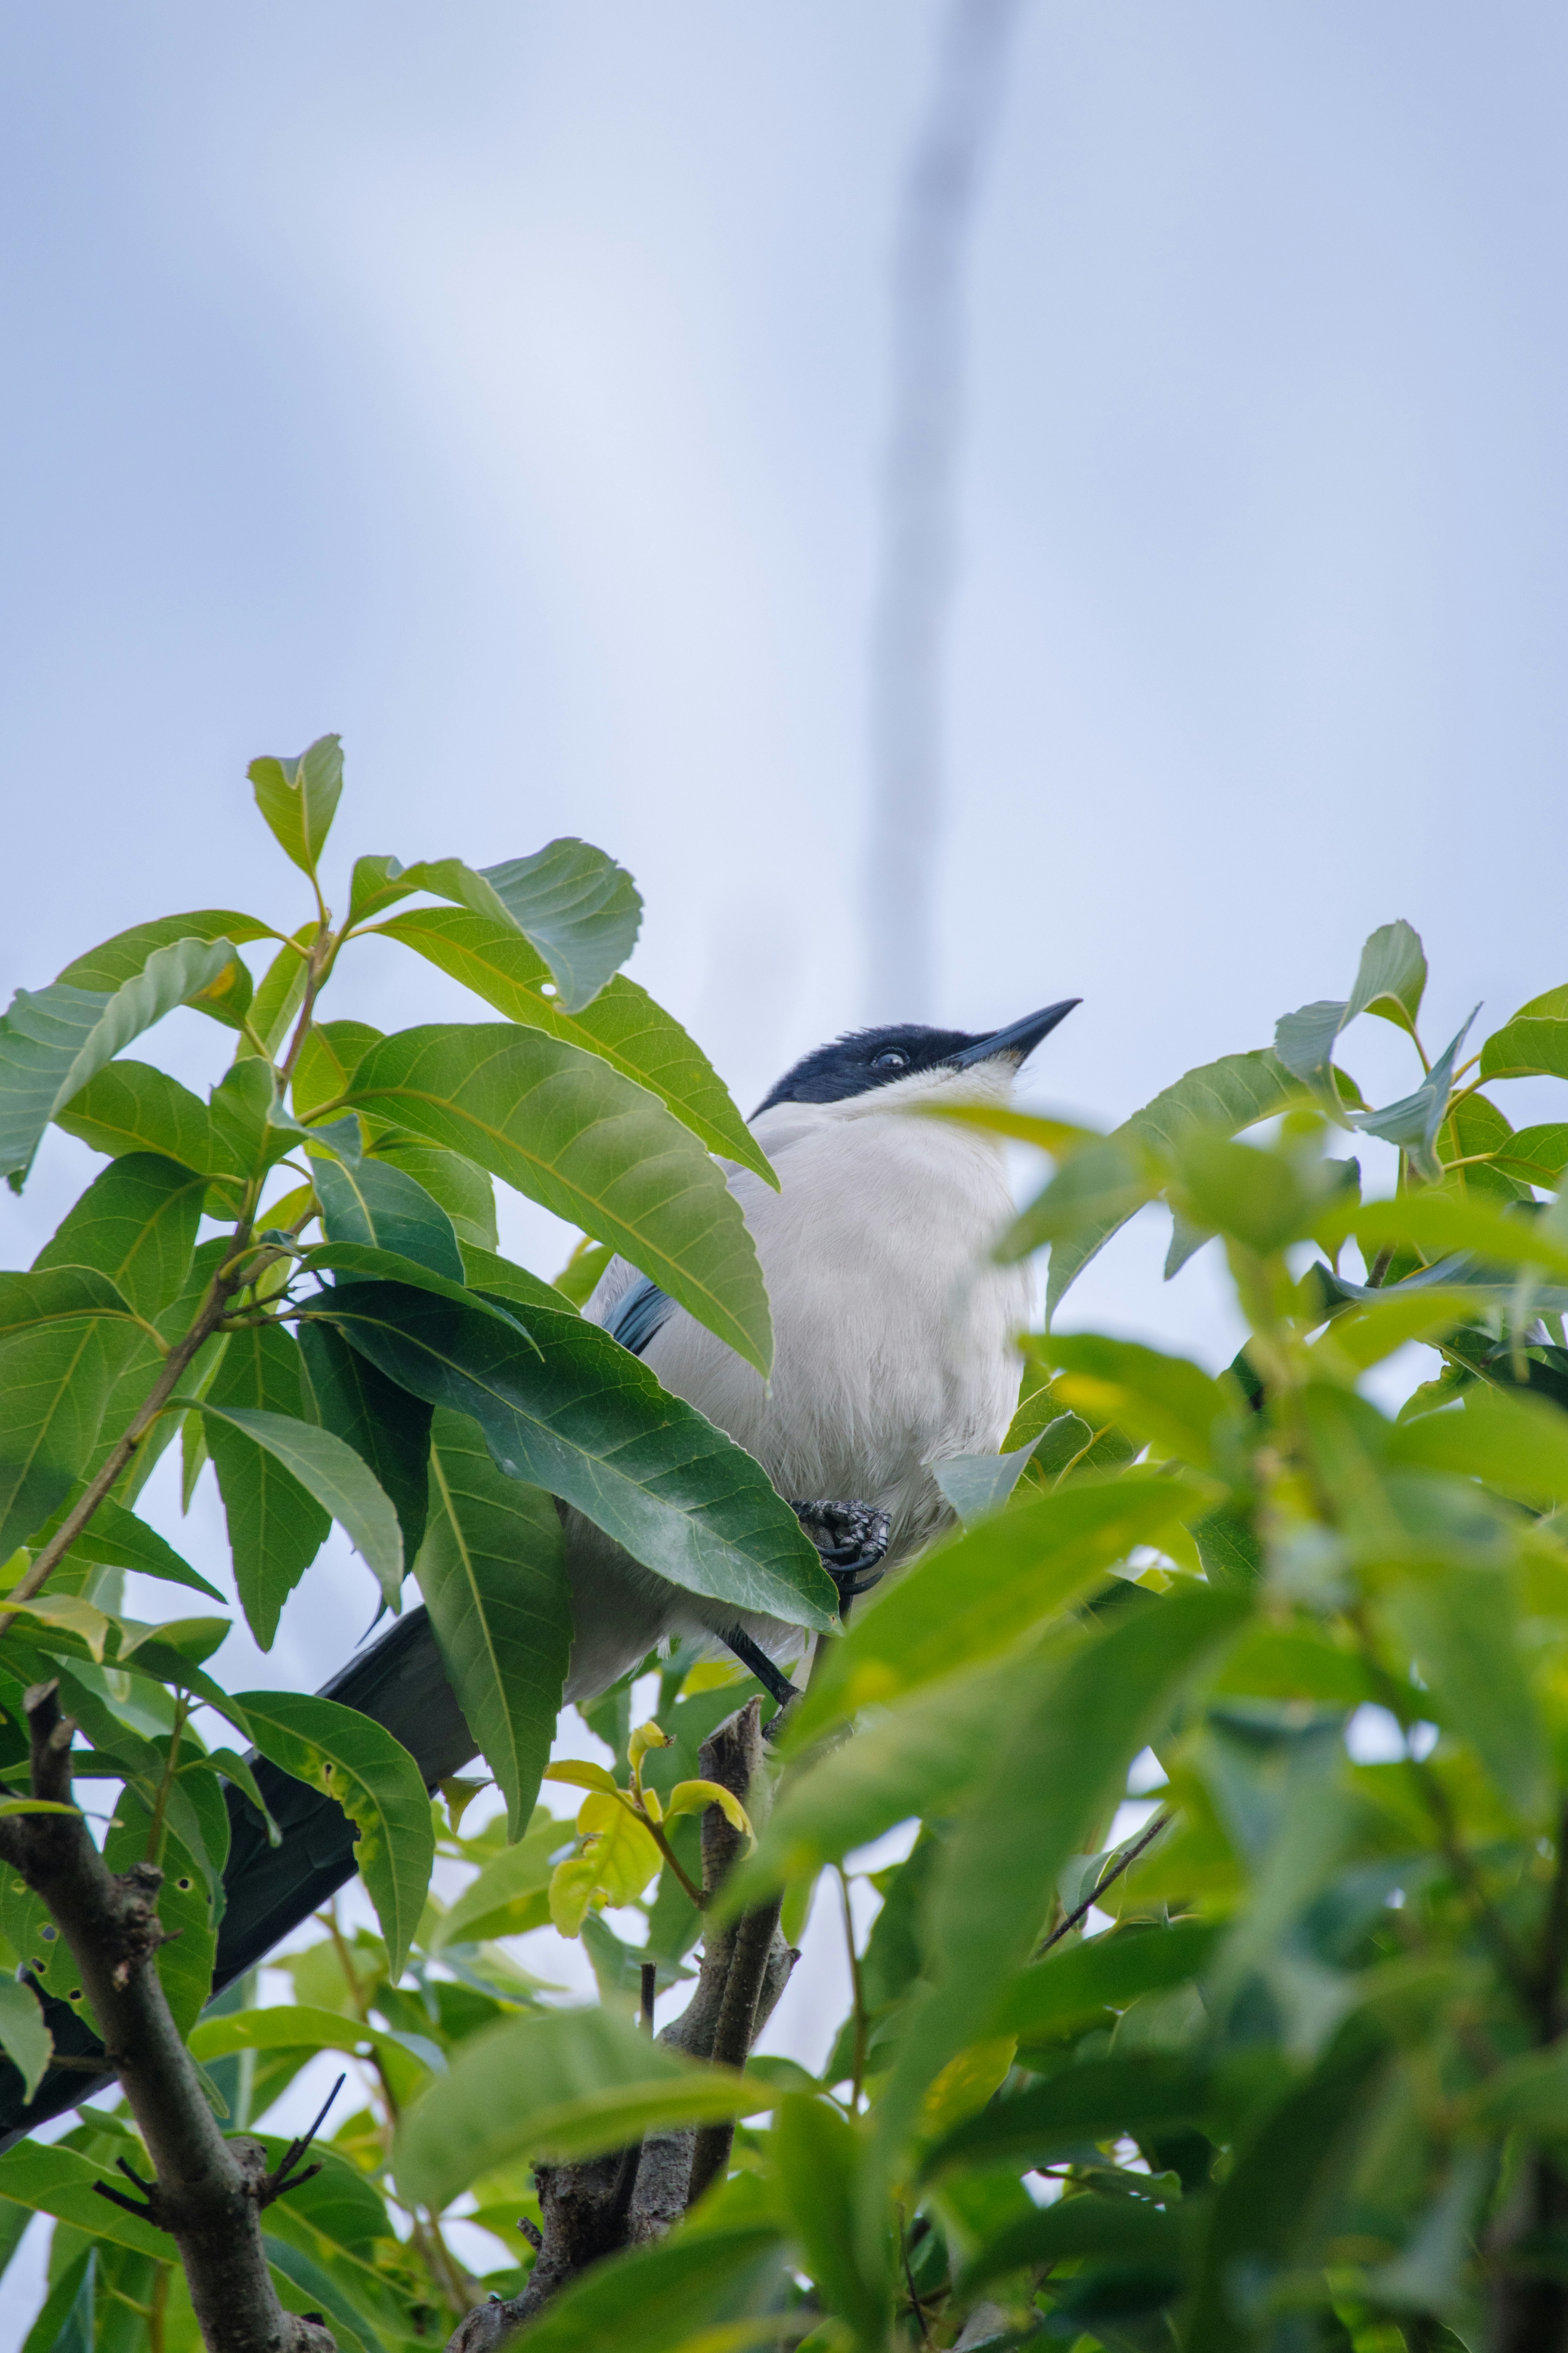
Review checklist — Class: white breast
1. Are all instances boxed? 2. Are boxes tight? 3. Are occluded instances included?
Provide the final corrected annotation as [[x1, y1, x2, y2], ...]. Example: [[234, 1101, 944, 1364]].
[[601, 1074, 1030, 1568]]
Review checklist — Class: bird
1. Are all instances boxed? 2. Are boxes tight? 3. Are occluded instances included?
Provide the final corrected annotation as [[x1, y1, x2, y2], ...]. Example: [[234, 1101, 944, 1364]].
[[0, 999, 1077, 2147]]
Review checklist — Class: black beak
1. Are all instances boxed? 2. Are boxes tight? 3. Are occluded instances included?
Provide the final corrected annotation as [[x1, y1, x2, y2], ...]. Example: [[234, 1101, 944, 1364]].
[[950, 999, 1080, 1070]]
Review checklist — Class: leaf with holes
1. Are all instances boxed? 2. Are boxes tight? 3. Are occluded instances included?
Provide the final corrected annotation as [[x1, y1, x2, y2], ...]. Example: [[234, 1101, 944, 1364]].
[[236, 1690, 434, 1975]]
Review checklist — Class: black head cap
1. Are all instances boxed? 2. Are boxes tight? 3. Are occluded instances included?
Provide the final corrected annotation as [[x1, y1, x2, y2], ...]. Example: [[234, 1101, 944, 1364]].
[[753, 1001, 1079, 1116]]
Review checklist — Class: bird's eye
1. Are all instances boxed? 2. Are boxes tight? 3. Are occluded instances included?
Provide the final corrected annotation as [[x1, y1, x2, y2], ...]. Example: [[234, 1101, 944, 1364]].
[[872, 1050, 909, 1071]]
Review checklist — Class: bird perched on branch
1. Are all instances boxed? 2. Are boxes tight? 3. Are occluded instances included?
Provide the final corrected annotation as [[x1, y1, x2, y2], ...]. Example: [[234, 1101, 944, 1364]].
[[0, 998, 1077, 2148], [567, 999, 1080, 1703]]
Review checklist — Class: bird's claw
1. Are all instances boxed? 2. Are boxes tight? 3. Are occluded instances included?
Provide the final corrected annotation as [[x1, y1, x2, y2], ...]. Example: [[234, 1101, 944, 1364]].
[[789, 1501, 891, 1602]]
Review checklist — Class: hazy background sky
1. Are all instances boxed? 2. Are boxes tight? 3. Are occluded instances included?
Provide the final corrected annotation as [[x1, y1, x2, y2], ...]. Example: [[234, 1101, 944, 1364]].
[[2, 0, 1567, 2322]]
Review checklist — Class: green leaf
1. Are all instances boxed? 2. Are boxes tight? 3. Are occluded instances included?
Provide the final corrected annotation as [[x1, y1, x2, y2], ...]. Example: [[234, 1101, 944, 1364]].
[[369, 1135, 497, 1249], [1350, 1010, 1478, 1182], [789, 1475, 1214, 1746], [343, 1024, 773, 1372], [994, 1918, 1220, 2045], [297, 1318, 433, 1568], [1275, 920, 1429, 1103], [244, 924, 316, 1057], [477, 837, 642, 1010], [923, 2053, 1211, 2180], [205, 1324, 331, 1646], [292, 1017, 384, 1117], [0, 2142, 167, 2259], [464, 2224, 784, 2353], [416, 1409, 572, 1839], [1324, 1190, 1568, 1280], [875, 1589, 1248, 2171], [721, 1659, 1036, 1917], [53, 1059, 236, 1180], [377, 907, 772, 1181], [960, 2193, 1186, 2298], [20, 2250, 94, 2353], [309, 1283, 836, 1628], [1389, 1381, 1568, 1506], [56, 906, 275, 1016], [1479, 985, 1568, 1082], [0, 1976, 50, 2099], [1381, 1561, 1548, 1820], [248, 735, 343, 877], [392, 2006, 768, 2206], [33, 1153, 204, 1318], [1030, 1047, 1312, 1316], [236, 1689, 434, 1974], [103, 1788, 214, 2035], [208, 1056, 296, 1181], [296, 1240, 530, 1326], [429, 1809, 566, 1949], [47, 1495, 228, 1603], [1184, 2025, 1391, 2351], [188, 2001, 432, 2085], [1034, 1333, 1237, 1469], [313, 1153, 464, 1282], [194, 1401, 404, 1612], [773, 2096, 891, 2348], [0, 936, 239, 1187], [1492, 1122, 1568, 1188], [458, 1242, 574, 1319], [0, 1268, 145, 1553]]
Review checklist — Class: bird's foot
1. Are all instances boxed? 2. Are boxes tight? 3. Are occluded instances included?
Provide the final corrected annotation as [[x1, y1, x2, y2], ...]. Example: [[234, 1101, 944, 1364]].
[[789, 1500, 892, 1606]]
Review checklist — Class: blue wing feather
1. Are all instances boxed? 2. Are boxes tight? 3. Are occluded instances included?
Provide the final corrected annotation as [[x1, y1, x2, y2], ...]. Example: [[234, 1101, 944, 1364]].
[[606, 1274, 677, 1359]]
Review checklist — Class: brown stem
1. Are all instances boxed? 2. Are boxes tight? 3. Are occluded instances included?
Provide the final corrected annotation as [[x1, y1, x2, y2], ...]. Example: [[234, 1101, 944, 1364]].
[[0, 1682, 330, 2353]]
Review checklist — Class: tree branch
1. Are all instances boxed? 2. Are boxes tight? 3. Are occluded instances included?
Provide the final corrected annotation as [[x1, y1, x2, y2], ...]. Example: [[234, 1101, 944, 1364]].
[[0, 1682, 332, 2353]]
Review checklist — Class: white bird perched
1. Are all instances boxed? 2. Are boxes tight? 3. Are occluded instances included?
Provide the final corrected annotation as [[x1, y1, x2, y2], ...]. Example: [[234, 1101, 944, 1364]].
[[560, 1000, 1080, 1702]]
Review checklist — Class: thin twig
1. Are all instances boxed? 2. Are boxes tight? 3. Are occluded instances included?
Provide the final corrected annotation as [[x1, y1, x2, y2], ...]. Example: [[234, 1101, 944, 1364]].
[[838, 1866, 868, 2110], [1035, 1810, 1173, 1959]]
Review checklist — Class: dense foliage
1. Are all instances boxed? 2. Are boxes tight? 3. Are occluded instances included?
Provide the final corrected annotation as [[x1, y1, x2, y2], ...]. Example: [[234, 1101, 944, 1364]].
[[4, 751, 1568, 2351]]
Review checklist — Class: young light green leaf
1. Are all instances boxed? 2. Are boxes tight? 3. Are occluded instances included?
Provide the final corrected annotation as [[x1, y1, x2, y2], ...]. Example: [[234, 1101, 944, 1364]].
[[415, 1409, 572, 1838], [789, 1475, 1213, 1746], [0, 935, 239, 1187], [292, 1017, 385, 1117], [248, 735, 343, 878], [236, 1688, 434, 1974], [376, 907, 772, 1181], [205, 1324, 331, 1647], [343, 1024, 773, 1372], [1491, 1122, 1568, 1187], [1350, 1010, 1478, 1181], [309, 1283, 836, 1629], [313, 1153, 464, 1282], [194, 1401, 403, 1611], [392, 2007, 768, 2207]]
